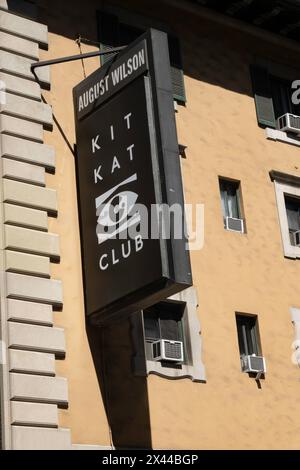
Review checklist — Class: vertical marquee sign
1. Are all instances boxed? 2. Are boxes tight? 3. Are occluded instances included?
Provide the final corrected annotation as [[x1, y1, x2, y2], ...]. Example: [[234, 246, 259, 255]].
[[73, 29, 192, 324]]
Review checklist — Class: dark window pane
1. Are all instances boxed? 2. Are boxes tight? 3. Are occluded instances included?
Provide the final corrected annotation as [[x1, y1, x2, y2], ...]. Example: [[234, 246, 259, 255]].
[[292, 98, 300, 117], [143, 302, 184, 342], [285, 195, 300, 244], [144, 311, 160, 340], [250, 324, 259, 355], [160, 317, 180, 341], [227, 186, 240, 219], [220, 186, 228, 218], [219, 179, 241, 220], [118, 23, 142, 46], [271, 76, 293, 119], [236, 319, 247, 356], [236, 314, 260, 356], [159, 303, 183, 341], [270, 75, 300, 120], [244, 322, 255, 355]]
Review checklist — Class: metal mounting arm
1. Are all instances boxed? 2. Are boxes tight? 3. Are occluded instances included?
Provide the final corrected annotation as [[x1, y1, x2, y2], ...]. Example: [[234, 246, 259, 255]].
[[30, 47, 125, 83]]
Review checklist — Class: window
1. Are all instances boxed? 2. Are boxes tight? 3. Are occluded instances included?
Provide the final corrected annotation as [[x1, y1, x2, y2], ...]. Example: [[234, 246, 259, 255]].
[[131, 287, 206, 381], [271, 76, 300, 120], [236, 314, 261, 357], [271, 170, 300, 258], [250, 64, 300, 129], [97, 10, 186, 103], [285, 195, 300, 246], [143, 301, 185, 362], [219, 178, 244, 232]]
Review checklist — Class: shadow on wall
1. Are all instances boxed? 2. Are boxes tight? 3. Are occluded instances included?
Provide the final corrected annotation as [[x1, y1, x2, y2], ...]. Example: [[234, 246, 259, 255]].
[[34, 0, 300, 98], [33, 0, 254, 99], [86, 318, 152, 450]]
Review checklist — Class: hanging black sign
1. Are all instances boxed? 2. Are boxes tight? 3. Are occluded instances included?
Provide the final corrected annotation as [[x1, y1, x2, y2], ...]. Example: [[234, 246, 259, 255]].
[[73, 29, 192, 324]]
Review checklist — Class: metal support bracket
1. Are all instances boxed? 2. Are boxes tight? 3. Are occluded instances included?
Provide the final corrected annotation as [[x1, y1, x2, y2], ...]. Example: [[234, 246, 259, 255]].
[[30, 47, 125, 84], [255, 371, 263, 381]]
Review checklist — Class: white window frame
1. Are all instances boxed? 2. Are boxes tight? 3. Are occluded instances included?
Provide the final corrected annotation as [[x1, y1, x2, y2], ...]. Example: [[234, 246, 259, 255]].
[[273, 177, 300, 259]]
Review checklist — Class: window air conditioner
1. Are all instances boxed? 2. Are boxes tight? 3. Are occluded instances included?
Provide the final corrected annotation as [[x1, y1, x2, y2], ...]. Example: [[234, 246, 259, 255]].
[[241, 355, 266, 375], [225, 216, 244, 233], [292, 230, 300, 247], [152, 339, 184, 363], [277, 113, 300, 134]]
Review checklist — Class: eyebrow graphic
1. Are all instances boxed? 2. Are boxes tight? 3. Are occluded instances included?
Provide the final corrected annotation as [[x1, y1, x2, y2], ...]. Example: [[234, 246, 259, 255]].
[[95, 173, 138, 209]]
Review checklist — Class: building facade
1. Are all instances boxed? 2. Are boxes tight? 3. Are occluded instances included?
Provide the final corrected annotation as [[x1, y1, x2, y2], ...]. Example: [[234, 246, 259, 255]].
[[1, 0, 300, 450]]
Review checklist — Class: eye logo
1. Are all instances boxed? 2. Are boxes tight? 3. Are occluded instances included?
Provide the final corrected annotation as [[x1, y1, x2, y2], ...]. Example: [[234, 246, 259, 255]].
[[95, 173, 140, 244]]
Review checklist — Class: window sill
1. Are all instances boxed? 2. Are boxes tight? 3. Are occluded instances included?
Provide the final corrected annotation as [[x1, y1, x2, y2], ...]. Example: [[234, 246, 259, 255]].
[[266, 128, 300, 147], [145, 359, 205, 382], [283, 247, 300, 260], [224, 228, 245, 234]]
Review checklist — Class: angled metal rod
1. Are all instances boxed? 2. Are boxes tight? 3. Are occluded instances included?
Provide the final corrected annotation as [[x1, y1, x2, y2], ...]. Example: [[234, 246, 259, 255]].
[[30, 47, 125, 83]]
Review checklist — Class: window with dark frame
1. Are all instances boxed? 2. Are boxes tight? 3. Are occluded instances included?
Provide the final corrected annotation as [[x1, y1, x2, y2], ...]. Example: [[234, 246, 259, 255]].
[[236, 314, 261, 358], [284, 194, 300, 246], [97, 10, 186, 103], [250, 64, 300, 129], [271, 76, 300, 120], [219, 178, 244, 230], [143, 301, 186, 362]]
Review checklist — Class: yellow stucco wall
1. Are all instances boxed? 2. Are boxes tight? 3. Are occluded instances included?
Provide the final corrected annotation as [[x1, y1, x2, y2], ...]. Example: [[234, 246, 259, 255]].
[[36, 0, 300, 449]]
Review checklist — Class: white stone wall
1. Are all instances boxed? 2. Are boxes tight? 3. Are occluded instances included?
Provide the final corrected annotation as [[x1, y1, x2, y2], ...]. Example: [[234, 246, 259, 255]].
[[0, 0, 71, 450]]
